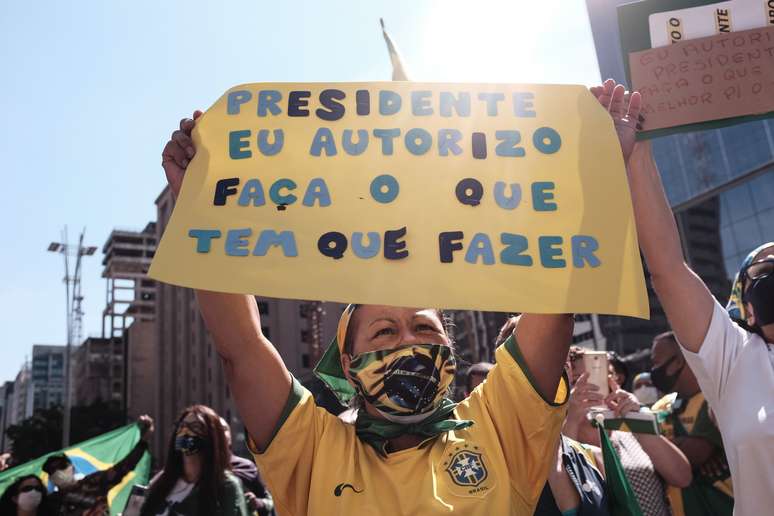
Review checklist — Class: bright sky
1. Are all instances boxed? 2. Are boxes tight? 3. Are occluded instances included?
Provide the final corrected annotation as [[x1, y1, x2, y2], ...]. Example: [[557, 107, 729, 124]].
[[0, 0, 601, 384]]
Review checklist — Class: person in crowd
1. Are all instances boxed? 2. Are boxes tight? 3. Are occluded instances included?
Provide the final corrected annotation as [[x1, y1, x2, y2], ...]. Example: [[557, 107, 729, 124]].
[[140, 406, 247, 516], [464, 361, 494, 397], [42, 415, 153, 516], [607, 351, 630, 390], [602, 73, 773, 514], [566, 346, 691, 516], [631, 372, 658, 406], [0, 474, 51, 516], [157, 93, 640, 514], [219, 418, 274, 516], [650, 331, 733, 515], [491, 321, 609, 516]]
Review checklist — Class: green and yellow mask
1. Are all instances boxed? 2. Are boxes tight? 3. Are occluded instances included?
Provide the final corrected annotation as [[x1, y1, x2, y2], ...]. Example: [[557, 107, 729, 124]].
[[349, 343, 456, 423]]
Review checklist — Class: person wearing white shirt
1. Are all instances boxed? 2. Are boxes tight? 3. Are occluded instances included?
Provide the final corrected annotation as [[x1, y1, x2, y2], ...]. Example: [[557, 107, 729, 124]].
[[597, 78, 774, 516]]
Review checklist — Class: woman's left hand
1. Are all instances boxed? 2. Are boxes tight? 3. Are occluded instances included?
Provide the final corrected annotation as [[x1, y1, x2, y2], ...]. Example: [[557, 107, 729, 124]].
[[604, 378, 641, 417], [589, 79, 642, 163]]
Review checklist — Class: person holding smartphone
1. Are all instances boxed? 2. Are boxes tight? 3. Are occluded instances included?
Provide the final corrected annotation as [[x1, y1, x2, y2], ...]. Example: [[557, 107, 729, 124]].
[[565, 346, 692, 516]]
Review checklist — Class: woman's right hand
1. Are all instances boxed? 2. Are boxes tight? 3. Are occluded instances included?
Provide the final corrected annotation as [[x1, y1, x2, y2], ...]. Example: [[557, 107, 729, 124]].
[[564, 372, 604, 438], [161, 110, 202, 197]]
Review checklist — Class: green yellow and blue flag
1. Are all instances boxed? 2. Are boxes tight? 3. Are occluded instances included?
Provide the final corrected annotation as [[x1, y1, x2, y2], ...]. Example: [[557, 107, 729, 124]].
[[0, 423, 150, 515]]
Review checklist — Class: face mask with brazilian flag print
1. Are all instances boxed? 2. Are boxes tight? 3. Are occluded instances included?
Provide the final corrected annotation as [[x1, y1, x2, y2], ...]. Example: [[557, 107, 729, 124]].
[[348, 343, 456, 423]]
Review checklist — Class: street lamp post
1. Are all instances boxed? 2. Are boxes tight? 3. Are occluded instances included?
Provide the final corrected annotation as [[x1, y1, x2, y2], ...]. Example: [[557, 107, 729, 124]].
[[48, 227, 97, 447]]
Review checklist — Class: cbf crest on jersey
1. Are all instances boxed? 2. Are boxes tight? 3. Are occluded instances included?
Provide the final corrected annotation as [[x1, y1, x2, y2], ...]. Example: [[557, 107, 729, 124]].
[[446, 449, 488, 487]]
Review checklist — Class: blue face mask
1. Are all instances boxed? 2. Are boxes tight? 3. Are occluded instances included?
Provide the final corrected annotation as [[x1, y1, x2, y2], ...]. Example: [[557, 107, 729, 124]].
[[174, 434, 206, 456]]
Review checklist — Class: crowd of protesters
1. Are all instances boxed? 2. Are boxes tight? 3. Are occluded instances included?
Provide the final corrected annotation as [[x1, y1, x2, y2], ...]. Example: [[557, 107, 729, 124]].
[[0, 78, 771, 515]]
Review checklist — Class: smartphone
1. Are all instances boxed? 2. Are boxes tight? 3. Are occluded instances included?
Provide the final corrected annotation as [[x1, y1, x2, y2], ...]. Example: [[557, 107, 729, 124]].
[[121, 485, 148, 516], [582, 351, 610, 398]]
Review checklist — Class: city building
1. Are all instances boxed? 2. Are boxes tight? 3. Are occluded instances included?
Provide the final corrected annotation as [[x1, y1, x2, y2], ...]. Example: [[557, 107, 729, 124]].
[[72, 337, 123, 407], [30, 345, 65, 412], [0, 381, 14, 451], [124, 319, 157, 422], [100, 223, 158, 417], [584, 0, 774, 355], [9, 364, 33, 425]]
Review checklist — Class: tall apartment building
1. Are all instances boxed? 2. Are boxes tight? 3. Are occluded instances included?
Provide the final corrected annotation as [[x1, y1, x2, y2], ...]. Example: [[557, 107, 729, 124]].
[[10, 364, 33, 425], [73, 337, 123, 406], [0, 381, 14, 451], [30, 345, 66, 412], [584, 0, 770, 355], [98, 223, 158, 417]]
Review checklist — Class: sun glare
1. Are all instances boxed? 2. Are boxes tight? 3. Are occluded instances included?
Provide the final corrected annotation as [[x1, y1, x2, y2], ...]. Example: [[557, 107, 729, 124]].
[[415, 1, 590, 84]]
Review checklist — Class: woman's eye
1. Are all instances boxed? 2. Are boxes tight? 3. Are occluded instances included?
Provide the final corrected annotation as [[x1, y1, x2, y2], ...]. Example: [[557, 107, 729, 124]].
[[374, 327, 395, 338]]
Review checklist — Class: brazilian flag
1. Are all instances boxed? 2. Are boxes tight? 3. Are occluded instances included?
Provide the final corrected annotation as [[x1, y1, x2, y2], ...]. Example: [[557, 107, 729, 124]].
[[0, 423, 150, 515]]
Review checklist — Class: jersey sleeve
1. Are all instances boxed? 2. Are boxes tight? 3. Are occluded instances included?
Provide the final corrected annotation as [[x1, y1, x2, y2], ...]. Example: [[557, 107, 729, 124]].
[[691, 400, 724, 448], [460, 335, 569, 505], [247, 376, 339, 516], [680, 299, 751, 408]]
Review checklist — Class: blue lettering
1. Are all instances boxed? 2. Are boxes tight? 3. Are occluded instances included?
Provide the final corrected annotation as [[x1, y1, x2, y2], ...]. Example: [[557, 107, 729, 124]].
[[225, 228, 252, 256], [188, 229, 222, 253], [302, 178, 331, 207]]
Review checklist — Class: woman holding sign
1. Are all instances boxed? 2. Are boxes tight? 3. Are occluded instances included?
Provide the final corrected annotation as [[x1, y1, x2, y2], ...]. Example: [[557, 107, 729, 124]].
[[160, 94, 640, 515], [600, 78, 774, 515]]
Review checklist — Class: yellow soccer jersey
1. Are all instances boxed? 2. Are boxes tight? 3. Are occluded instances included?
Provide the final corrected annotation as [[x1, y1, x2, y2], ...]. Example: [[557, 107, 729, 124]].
[[250, 337, 568, 515]]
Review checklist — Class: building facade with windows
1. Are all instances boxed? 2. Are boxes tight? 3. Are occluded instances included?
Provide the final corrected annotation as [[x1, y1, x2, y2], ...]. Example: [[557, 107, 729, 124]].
[[30, 345, 66, 412]]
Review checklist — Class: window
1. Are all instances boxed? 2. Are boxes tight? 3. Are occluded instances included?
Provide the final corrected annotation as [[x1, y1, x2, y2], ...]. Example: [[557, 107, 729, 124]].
[[302, 354, 310, 368], [257, 302, 269, 315]]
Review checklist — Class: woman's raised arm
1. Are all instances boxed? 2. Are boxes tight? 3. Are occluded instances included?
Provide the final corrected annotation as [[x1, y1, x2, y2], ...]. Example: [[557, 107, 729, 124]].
[[624, 140, 714, 353], [162, 114, 292, 449], [592, 81, 715, 353]]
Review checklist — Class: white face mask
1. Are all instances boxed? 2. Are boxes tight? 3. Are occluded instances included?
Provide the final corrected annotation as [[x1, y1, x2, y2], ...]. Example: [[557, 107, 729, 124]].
[[634, 386, 659, 405], [52, 466, 75, 487], [17, 490, 43, 511]]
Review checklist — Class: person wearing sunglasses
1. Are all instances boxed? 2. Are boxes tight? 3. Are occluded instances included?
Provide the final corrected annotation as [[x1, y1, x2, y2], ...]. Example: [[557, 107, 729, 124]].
[[140, 406, 248, 516], [0, 474, 51, 516], [600, 73, 774, 516]]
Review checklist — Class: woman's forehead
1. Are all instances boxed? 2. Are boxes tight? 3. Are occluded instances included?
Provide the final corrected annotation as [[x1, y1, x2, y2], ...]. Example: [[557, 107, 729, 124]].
[[354, 305, 439, 322]]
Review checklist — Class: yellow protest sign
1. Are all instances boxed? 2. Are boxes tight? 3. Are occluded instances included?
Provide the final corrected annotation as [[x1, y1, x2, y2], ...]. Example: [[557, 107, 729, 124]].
[[149, 82, 648, 318]]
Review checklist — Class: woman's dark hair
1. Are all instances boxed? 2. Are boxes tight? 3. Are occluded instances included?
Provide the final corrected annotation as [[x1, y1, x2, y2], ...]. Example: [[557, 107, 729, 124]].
[[41, 454, 71, 475], [140, 405, 231, 516], [607, 351, 630, 388], [0, 474, 49, 515]]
